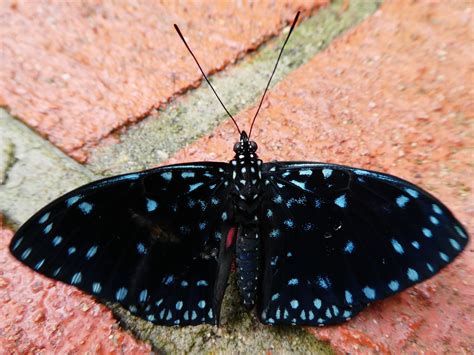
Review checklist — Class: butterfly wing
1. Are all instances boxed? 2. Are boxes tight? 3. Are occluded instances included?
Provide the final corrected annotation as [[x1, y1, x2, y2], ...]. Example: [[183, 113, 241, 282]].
[[258, 162, 469, 326], [10, 163, 234, 326]]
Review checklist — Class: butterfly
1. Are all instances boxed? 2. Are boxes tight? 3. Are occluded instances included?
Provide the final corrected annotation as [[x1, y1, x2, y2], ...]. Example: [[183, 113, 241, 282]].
[[9, 12, 469, 327]]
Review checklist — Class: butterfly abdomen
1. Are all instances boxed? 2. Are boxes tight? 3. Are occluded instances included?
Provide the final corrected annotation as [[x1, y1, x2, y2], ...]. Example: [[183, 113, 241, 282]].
[[230, 131, 264, 309], [236, 227, 261, 309]]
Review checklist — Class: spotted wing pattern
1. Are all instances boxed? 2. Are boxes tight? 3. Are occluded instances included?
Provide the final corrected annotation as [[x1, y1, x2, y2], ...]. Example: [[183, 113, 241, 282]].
[[10, 163, 234, 326], [258, 162, 469, 326]]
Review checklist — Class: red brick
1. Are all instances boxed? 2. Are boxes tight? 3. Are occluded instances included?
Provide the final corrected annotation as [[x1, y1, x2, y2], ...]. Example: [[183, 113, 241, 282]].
[[0, 0, 326, 161], [167, 1, 473, 352], [0, 217, 151, 353]]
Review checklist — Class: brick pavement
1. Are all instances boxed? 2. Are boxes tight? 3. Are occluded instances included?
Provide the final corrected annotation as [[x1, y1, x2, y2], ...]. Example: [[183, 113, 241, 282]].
[[1, 0, 472, 353]]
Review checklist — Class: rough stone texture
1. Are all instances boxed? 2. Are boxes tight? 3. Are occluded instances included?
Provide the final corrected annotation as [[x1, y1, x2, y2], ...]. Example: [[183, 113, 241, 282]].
[[88, 0, 381, 176], [0, 0, 326, 162], [0, 216, 151, 353], [0, 109, 95, 226], [167, 0, 473, 352]]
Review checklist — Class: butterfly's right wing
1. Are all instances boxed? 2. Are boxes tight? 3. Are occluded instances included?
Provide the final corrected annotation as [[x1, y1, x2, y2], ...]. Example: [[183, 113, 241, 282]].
[[257, 162, 469, 326], [10, 163, 234, 325]]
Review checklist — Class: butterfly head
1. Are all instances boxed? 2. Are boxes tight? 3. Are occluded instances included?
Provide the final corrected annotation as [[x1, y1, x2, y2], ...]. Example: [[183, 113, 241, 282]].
[[234, 131, 258, 155]]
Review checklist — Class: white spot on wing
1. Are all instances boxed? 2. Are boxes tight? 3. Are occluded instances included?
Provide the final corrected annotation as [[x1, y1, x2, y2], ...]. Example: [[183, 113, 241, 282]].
[[322, 169, 333, 179], [391, 239, 404, 254], [344, 241, 354, 254], [439, 252, 449, 262], [92, 282, 102, 293], [86, 245, 98, 259], [146, 199, 158, 212], [363, 286, 376, 299], [334, 194, 347, 208], [316, 275, 331, 289], [449, 238, 461, 250], [189, 182, 203, 192], [404, 188, 419, 198], [38, 213, 50, 224], [388, 280, 399, 291], [454, 226, 468, 239], [52, 236, 62, 246], [422, 228, 432, 238], [116, 287, 128, 301], [273, 195, 283, 204], [299, 169, 312, 176], [432, 204, 442, 215], [407, 268, 419, 281], [345, 290, 352, 304], [12, 237, 23, 250], [161, 172, 172, 181], [139, 289, 148, 302], [66, 195, 81, 207], [288, 278, 299, 286], [71, 272, 82, 285], [396, 195, 409, 208], [43, 223, 53, 234], [78, 202, 93, 215], [270, 229, 280, 238], [35, 259, 45, 270], [290, 180, 306, 189]]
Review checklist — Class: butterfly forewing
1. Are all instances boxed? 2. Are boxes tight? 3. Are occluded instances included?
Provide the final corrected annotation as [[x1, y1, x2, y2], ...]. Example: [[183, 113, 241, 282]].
[[10, 163, 233, 325], [257, 162, 469, 326]]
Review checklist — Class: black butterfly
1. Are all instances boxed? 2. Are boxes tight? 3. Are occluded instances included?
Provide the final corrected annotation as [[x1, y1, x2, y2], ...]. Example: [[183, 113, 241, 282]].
[[9, 12, 469, 327]]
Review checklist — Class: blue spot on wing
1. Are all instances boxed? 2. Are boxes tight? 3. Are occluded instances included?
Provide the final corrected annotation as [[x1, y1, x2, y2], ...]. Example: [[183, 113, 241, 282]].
[[334, 194, 347, 208]]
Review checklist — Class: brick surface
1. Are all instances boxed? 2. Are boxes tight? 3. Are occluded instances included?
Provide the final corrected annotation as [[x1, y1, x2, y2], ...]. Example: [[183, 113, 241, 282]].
[[0, 0, 326, 162], [167, 0, 473, 352], [0, 217, 151, 353]]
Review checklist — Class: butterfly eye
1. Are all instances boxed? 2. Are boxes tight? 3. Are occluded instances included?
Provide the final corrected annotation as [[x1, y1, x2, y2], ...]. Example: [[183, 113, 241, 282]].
[[249, 141, 258, 151], [233, 143, 241, 152]]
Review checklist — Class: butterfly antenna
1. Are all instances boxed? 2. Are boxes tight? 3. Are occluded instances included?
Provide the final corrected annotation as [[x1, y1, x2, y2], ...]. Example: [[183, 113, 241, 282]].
[[174, 24, 241, 134], [248, 11, 300, 138]]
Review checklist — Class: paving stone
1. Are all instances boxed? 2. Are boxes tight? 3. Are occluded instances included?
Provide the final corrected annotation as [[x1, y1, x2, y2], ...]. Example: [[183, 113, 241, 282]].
[[0, 109, 95, 226], [0, 0, 326, 161]]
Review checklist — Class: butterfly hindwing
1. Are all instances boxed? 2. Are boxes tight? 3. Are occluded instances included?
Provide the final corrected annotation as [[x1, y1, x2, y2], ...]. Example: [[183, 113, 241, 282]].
[[10, 163, 234, 325], [257, 162, 469, 326]]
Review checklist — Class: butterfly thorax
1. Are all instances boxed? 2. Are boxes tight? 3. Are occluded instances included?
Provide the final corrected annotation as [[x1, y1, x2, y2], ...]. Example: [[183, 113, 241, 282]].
[[230, 131, 263, 309], [230, 132, 263, 214]]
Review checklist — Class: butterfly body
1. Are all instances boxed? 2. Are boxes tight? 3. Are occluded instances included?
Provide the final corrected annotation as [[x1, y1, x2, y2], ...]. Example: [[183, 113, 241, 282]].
[[230, 131, 264, 309]]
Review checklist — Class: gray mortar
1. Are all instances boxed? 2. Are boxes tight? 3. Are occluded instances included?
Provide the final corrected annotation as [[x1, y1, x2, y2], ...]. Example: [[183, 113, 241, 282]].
[[0, 1, 381, 353], [88, 0, 381, 176], [0, 109, 95, 226]]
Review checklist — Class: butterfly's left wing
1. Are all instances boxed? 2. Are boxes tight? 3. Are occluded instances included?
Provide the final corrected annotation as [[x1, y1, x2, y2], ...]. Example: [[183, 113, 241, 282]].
[[10, 163, 234, 326], [257, 162, 469, 326]]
